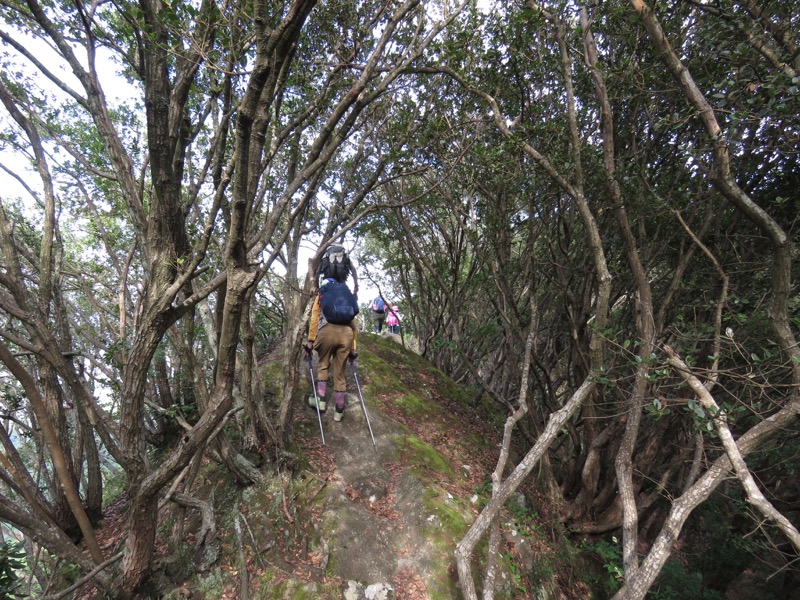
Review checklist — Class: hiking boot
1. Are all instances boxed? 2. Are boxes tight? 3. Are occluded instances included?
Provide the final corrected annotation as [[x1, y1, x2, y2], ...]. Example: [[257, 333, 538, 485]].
[[309, 395, 326, 412], [334, 407, 345, 422]]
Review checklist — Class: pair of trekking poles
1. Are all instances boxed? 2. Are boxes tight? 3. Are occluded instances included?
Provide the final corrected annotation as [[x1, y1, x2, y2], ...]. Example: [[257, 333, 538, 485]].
[[306, 353, 376, 448]]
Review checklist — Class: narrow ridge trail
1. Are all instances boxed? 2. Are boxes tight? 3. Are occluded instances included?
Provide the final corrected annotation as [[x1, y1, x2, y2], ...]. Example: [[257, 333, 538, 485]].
[[293, 335, 502, 598]]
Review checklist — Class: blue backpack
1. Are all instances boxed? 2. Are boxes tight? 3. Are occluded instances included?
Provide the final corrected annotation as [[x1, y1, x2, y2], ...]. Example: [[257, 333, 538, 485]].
[[319, 279, 359, 325], [372, 296, 386, 313]]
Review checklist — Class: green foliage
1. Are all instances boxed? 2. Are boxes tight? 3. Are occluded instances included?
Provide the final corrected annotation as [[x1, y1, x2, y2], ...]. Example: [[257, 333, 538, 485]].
[[583, 537, 623, 597], [507, 494, 542, 539], [101, 463, 126, 507], [644, 397, 671, 420], [0, 541, 26, 599], [505, 552, 529, 596]]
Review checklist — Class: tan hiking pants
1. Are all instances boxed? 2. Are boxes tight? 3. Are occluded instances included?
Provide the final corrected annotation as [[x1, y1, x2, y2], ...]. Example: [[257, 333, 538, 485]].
[[313, 323, 354, 392]]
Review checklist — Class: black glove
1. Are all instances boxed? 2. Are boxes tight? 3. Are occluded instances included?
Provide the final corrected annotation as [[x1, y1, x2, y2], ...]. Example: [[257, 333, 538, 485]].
[[303, 342, 313, 356], [349, 350, 358, 361]]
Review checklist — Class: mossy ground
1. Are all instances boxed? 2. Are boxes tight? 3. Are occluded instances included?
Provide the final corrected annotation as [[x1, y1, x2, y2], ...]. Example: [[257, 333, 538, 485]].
[[394, 433, 455, 478]]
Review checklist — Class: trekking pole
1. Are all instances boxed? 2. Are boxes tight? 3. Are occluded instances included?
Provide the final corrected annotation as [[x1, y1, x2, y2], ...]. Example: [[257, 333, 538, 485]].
[[306, 353, 326, 446], [349, 357, 376, 448]]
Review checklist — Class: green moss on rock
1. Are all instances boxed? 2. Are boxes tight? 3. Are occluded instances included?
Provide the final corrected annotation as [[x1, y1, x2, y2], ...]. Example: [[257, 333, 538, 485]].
[[358, 349, 410, 399], [422, 487, 470, 539], [393, 392, 441, 419], [394, 434, 455, 477], [419, 488, 470, 598], [261, 361, 285, 402]]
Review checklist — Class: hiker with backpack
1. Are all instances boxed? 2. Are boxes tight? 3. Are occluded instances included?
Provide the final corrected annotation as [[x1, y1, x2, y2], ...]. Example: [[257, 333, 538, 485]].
[[386, 305, 401, 334], [370, 295, 386, 333], [304, 246, 359, 422]]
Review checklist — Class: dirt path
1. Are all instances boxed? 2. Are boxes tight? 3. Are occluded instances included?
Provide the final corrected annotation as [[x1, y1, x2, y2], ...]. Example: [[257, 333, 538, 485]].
[[299, 393, 443, 597]]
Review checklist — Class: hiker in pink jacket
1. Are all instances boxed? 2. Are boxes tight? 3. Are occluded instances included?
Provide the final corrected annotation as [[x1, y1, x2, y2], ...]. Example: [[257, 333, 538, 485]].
[[386, 305, 401, 334]]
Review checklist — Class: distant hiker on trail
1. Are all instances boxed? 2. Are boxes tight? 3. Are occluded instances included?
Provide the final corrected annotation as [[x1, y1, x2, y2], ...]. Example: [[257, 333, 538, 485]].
[[386, 305, 401, 334], [371, 295, 386, 333], [305, 246, 359, 422]]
